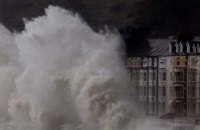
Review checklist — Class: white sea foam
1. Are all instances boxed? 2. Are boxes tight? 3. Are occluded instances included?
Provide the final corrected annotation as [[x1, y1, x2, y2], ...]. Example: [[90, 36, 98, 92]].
[[0, 6, 144, 130]]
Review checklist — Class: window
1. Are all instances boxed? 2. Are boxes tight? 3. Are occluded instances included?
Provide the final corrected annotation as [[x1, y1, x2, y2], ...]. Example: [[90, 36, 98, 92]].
[[149, 86, 152, 97], [153, 71, 156, 81], [191, 87, 195, 98], [163, 72, 166, 81], [185, 60, 187, 66], [149, 72, 152, 81], [163, 86, 166, 97], [191, 58, 197, 67], [159, 86, 161, 97], [152, 86, 155, 97], [176, 58, 180, 66], [170, 72, 174, 81], [188, 71, 196, 81], [188, 86, 191, 98], [144, 86, 147, 96], [175, 72, 184, 82], [140, 71, 143, 81], [177, 60, 180, 66], [188, 72, 191, 81], [175, 86, 184, 98], [170, 86, 173, 97], [159, 72, 162, 80], [144, 72, 147, 81], [188, 86, 195, 98]]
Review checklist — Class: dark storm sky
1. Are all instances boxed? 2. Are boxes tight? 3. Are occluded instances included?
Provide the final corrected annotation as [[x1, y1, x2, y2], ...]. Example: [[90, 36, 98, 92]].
[[0, 0, 198, 35]]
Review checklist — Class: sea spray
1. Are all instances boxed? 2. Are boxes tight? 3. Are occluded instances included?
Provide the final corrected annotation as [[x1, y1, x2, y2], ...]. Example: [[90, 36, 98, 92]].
[[0, 25, 19, 120], [0, 6, 141, 130]]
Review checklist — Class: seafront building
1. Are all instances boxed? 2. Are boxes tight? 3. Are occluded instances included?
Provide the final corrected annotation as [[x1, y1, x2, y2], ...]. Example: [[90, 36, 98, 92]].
[[126, 34, 200, 129]]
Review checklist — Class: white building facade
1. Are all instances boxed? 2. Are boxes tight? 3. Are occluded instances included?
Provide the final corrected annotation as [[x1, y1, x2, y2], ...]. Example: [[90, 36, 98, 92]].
[[127, 36, 200, 128]]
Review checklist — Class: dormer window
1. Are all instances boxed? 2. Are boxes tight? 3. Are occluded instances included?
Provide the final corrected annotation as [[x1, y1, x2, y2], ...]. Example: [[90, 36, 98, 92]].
[[193, 44, 196, 53], [179, 42, 183, 52], [197, 44, 200, 53], [175, 42, 179, 52], [168, 42, 172, 53], [187, 42, 190, 53]]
